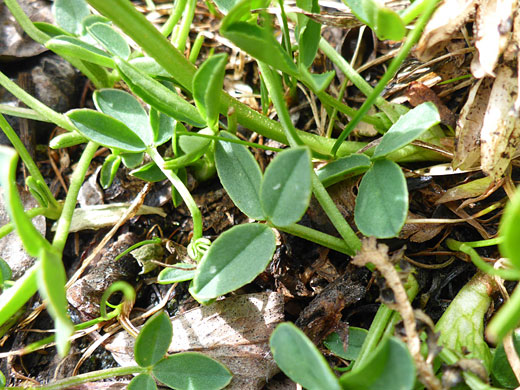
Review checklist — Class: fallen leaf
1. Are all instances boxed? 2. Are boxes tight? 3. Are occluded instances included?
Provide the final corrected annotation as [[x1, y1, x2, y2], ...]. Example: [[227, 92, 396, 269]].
[[406, 82, 456, 127], [436, 177, 493, 204], [106, 292, 284, 390]]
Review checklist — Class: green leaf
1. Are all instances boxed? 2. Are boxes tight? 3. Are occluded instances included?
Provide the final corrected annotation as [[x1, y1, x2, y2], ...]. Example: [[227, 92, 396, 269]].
[[500, 187, 520, 269], [260, 147, 312, 227], [0, 258, 12, 285], [299, 18, 321, 68], [80, 14, 111, 35], [34, 22, 72, 38], [300, 68, 335, 93], [491, 331, 520, 388], [373, 102, 440, 159], [53, 0, 90, 34], [339, 337, 415, 390], [128, 374, 157, 390], [115, 58, 205, 127], [46, 36, 115, 68], [323, 328, 368, 361], [121, 152, 144, 169], [317, 154, 372, 187], [270, 322, 342, 390], [190, 224, 276, 300], [152, 352, 232, 390], [179, 128, 213, 155], [129, 57, 172, 78], [354, 159, 407, 238], [87, 22, 131, 59], [93, 89, 153, 146], [135, 311, 173, 367], [49, 131, 88, 149], [193, 53, 227, 128], [149, 108, 174, 147], [215, 131, 264, 220], [158, 263, 197, 283], [212, 0, 241, 14], [67, 109, 147, 152], [100, 153, 121, 189], [38, 248, 74, 357], [130, 161, 167, 182], [0, 147, 50, 256]]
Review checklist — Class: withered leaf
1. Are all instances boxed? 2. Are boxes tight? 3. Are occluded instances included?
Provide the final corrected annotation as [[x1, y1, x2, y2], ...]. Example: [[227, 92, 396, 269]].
[[106, 292, 284, 390], [435, 177, 493, 204]]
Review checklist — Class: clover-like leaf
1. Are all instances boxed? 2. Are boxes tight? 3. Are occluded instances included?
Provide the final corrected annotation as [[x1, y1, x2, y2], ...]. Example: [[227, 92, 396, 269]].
[[135, 311, 173, 367], [46, 36, 115, 68], [152, 352, 232, 390], [354, 159, 407, 238], [324, 328, 368, 361], [53, 0, 90, 35], [128, 374, 157, 390], [158, 263, 197, 283], [87, 22, 130, 59], [317, 154, 372, 187], [215, 131, 264, 220], [270, 322, 342, 390], [149, 108, 174, 147], [130, 161, 167, 182], [261, 147, 312, 227], [190, 224, 276, 300]]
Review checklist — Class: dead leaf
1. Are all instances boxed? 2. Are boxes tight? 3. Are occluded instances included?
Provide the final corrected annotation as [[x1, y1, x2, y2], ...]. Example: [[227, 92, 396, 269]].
[[400, 212, 443, 242], [436, 177, 493, 204], [406, 82, 456, 127], [106, 292, 284, 390], [480, 65, 520, 180]]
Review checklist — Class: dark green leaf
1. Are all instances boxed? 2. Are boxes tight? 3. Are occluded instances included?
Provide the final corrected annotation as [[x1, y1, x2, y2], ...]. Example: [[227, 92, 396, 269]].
[[67, 109, 147, 152], [53, 0, 90, 34], [323, 328, 368, 361], [135, 311, 172, 367], [46, 36, 115, 68], [49, 131, 88, 149], [33, 22, 72, 38], [149, 108, 174, 146], [299, 18, 321, 68], [354, 159, 407, 238], [87, 22, 130, 59], [260, 147, 312, 227], [0, 258, 12, 285], [121, 152, 144, 169], [193, 53, 227, 128], [339, 337, 415, 390], [128, 374, 157, 390], [270, 322, 341, 390], [317, 154, 372, 187], [130, 161, 167, 182], [93, 89, 153, 146], [158, 263, 197, 283], [100, 154, 121, 189], [190, 224, 276, 300], [492, 331, 520, 388], [373, 102, 440, 159], [171, 167, 187, 207], [152, 352, 232, 390], [215, 131, 264, 220], [179, 128, 213, 155], [300, 67, 335, 93], [115, 58, 205, 127], [38, 248, 74, 357]]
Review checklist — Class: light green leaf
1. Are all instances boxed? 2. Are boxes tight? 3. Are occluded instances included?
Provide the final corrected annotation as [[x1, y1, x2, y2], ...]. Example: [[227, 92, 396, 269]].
[[46, 36, 114, 68], [492, 331, 520, 388], [67, 109, 147, 152], [354, 159, 407, 238], [100, 153, 121, 189], [261, 147, 312, 227], [0, 258, 12, 285], [152, 352, 232, 390], [128, 374, 157, 390], [158, 263, 197, 283], [87, 22, 130, 59], [373, 102, 440, 159], [130, 161, 167, 182], [317, 154, 372, 187], [135, 311, 173, 367], [190, 224, 276, 300], [121, 152, 144, 169], [215, 131, 264, 220], [93, 89, 153, 146], [149, 108, 174, 147], [500, 187, 520, 269], [299, 14, 321, 68], [53, 0, 90, 34], [270, 322, 342, 390], [49, 131, 88, 149], [323, 328, 368, 361], [212, 0, 241, 14]]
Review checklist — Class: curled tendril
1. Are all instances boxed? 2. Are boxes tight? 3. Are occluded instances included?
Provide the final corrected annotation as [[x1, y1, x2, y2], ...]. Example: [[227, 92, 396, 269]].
[[187, 237, 212, 261]]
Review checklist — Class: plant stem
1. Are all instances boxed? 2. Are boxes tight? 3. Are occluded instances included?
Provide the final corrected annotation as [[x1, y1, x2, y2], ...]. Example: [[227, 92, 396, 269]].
[[0, 263, 38, 327], [147, 147, 203, 241], [52, 142, 99, 253], [0, 207, 47, 239], [174, 0, 196, 52], [161, 0, 187, 36], [0, 104, 49, 122]]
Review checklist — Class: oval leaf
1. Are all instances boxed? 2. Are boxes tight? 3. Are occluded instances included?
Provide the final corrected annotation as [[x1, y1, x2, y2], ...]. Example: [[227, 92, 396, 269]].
[[130, 161, 167, 182], [152, 352, 232, 390], [270, 322, 342, 390], [135, 311, 173, 367], [128, 374, 157, 390], [339, 337, 415, 390], [500, 187, 520, 269], [149, 108, 174, 146], [100, 154, 121, 189], [323, 327, 368, 361], [158, 263, 197, 284], [93, 89, 153, 146], [46, 36, 115, 68], [373, 102, 440, 159], [190, 224, 276, 300], [87, 22, 130, 59], [215, 131, 264, 220], [354, 159, 407, 238], [53, 0, 90, 34], [491, 331, 520, 388], [317, 154, 372, 187], [260, 147, 312, 227], [67, 109, 147, 152]]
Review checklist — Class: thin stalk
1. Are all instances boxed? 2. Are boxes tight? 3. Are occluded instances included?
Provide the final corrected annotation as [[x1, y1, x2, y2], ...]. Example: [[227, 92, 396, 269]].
[[161, 0, 187, 37], [325, 78, 349, 138], [189, 33, 205, 63], [52, 142, 99, 253], [0, 207, 47, 239], [174, 0, 196, 52], [147, 147, 202, 241], [0, 263, 38, 327], [0, 104, 49, 122], [0, 114, 60, 210], [175, 131, 283, 152], [331, 0, 441, 155]]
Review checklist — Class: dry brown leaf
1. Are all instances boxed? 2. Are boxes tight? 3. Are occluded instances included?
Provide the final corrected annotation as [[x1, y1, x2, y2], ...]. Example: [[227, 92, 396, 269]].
[[415, 0, 477, 61], [106, 292, 284, 390], [436, 176, 493, 204], [480, 64, 520, 180], [453, 77, 493, 169], [471, 0, 516, 78]]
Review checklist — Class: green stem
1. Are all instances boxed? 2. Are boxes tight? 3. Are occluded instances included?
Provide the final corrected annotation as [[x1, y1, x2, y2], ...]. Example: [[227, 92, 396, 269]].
[[325, 78, 349, 138], [147, 147, 203, 241], [275, 223, 355, 256], [0, 263, 38, 327], [330, 0, 441, 155], [0, 104, 49, 122], [0, 207, 47, 239], [174, 0, 196, 52], [487, 284, 520, 343], [52, 142, 99, 253], [189, 33, 205, 63], [161, 0, 188, 37], [175, 131, 283, 152]]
